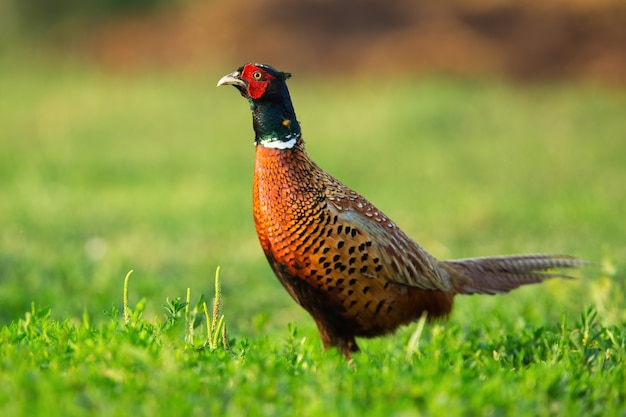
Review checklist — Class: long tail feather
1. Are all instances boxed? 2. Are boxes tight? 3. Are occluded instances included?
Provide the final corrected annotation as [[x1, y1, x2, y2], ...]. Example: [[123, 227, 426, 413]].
[[441, 254, 587, 295]]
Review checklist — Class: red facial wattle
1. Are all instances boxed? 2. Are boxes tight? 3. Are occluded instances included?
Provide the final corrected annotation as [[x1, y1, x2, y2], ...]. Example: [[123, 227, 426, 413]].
[[241, 64, 276, 99]]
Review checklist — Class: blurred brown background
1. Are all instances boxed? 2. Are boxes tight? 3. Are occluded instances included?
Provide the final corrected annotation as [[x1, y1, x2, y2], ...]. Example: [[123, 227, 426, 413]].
[[3, 0, 625, 83]]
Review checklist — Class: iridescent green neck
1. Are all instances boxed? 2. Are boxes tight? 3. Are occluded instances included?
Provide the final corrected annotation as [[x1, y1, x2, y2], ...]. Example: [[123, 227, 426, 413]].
[[250, 95, 301, 148]]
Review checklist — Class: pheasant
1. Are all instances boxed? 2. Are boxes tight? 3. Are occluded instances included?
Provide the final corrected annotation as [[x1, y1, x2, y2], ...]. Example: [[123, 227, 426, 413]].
[[217, 63, 583, 360]]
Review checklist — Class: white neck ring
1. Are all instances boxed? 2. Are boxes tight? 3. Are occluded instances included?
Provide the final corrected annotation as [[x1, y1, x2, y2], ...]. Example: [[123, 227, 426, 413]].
[[258, 134, 299, 149]]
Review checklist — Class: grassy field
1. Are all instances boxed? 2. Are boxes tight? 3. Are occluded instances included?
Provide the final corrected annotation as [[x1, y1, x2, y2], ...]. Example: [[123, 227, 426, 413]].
[[0, 57, 625, 416]]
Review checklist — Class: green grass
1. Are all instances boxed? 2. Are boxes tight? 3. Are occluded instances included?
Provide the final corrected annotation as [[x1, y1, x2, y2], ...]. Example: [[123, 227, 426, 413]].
[[0, 57, 625, 416]]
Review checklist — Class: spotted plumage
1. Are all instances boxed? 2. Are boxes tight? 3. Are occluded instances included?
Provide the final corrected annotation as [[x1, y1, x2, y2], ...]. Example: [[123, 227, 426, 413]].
[[217, 63, 584, 359]]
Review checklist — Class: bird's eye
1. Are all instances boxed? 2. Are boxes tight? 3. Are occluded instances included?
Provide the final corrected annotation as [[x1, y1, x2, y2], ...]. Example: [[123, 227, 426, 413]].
[[252, 71, 263, 80]]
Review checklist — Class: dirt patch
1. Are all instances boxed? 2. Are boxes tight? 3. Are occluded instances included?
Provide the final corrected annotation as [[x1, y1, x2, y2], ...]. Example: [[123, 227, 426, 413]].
[[82, 0, 626, 83]]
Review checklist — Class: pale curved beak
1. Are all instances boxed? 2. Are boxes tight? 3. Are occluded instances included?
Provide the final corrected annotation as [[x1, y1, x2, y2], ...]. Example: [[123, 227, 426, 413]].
[[217, 71, 245, 87]]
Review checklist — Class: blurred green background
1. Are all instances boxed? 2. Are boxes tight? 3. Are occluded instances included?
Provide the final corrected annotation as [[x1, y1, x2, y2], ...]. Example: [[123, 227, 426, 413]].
[[0, 0, 625, 335]]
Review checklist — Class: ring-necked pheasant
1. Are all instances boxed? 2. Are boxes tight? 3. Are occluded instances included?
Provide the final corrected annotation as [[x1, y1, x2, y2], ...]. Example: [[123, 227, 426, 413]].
[[217, 63, 583, 360]]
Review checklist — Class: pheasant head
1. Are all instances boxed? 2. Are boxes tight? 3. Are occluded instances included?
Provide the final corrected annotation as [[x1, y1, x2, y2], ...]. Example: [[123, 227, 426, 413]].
[[217, 63, 301, 149]]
